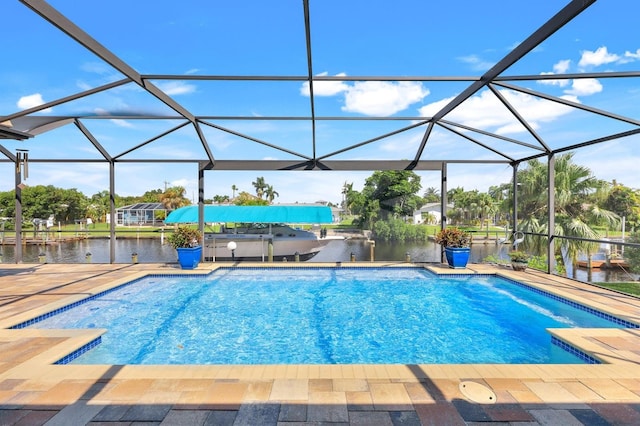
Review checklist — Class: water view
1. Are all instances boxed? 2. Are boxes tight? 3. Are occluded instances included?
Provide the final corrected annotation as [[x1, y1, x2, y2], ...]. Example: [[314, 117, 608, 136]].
[[1, 237, 636, 284]]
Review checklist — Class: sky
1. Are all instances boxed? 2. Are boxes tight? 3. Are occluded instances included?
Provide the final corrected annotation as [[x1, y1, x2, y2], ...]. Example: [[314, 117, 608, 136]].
[[1, 0, 640, 205]]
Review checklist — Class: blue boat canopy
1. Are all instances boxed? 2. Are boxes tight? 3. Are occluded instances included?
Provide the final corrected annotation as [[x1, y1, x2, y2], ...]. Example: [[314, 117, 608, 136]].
[[165, 205, 333, 224]]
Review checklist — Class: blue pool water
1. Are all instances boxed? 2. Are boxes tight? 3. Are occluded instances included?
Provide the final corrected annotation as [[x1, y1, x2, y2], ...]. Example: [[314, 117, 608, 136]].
[[27, 268, 626, 364]]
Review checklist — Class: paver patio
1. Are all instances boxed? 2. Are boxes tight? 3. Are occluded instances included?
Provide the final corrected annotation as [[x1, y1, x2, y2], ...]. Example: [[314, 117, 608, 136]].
[[1, 262, 639, 425]]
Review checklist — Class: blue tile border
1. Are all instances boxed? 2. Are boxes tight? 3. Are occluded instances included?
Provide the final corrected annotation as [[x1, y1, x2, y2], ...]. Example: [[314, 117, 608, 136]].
[[551, 336, 601, 364], [9, 272, 212, 329], [494, 275, 639, 329], [54, 336, 102, 365]]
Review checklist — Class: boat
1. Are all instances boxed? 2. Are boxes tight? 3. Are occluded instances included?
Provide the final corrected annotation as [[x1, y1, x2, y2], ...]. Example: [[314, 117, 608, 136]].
[[165, 204, 343, 262], [203, 223, 341, 261]]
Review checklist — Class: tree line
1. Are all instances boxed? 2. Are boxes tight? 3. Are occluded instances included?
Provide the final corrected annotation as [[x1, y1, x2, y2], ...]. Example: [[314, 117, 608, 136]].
[[0, 186, 191, 225], [341, 153, 640, 273], [0, 176, 283, 226]]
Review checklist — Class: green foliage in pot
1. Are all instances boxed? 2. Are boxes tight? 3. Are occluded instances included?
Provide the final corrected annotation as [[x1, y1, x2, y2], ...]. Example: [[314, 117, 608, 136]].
[[167, 225, 202, 249], [508, 250, 530, 263], [434, 227, 472, 248]]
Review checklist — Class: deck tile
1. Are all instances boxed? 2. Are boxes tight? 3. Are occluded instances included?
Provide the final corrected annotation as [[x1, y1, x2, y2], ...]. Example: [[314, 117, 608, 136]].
[[345, 390, 374, 411], [244, 381, 272, 401], [308, 378, 332, 392], [404, 382, 436, 403], [482, 402, 535, 422], [590, 402, 640, 425], [203, 410, 238, 425], [233, 402, 280, 426], [414, 401, 465, 426], [6, 409, 58, 426], [388, 410, 422, 426], [278, 402, 307, 422], [349, 410, 393, 425], [568, 408, 611, 426], [369, 383, 413, 411], [269, 379, 308, 401], [528, 408, 583, 425], [332, 378, 369, 392], [91, 404, 130, 422], [582, 378, 640, 400], [451, 399, 492, 422], [524, 381, 589, 409], [120, 403, 172, 422], [307, 391, 348, 422], [560, 381, 606, 402]]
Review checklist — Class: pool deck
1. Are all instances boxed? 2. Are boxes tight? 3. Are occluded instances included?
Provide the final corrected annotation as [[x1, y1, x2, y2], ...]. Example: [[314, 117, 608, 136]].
[[0, 262, 639, 425]]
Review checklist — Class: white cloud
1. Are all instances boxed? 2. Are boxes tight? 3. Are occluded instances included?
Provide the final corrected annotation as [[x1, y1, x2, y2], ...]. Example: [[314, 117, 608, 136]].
[[110, 119, 134, 128], [300, 72, 349, 96], [301, 73, 428, 116], [342, 81, 429, 116], [538, 72, 570, 87], [76, 80, 93, 91], [538, 60, 571, 87], [17, 93, 52, 113], [578, 46, 620, 68], [564, 78, 602, 96], [457, 54, 494, 71], [155, 81, 197, 96], [625, 48, 640, 60], [553, 59, 571, 73], [81, 62, 113, 75], [419, 89, 574, 135]]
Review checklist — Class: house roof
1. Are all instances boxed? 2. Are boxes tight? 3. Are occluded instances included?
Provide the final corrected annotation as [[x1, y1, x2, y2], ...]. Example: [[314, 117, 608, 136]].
[[117, 203, 167, 211]]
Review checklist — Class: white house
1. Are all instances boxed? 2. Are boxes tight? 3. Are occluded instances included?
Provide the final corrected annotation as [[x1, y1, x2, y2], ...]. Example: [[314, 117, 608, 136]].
[[413, 203, 453, 224]]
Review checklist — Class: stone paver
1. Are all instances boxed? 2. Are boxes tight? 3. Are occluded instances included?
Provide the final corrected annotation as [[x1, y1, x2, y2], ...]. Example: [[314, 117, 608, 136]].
[[0, 262, 640, 424]]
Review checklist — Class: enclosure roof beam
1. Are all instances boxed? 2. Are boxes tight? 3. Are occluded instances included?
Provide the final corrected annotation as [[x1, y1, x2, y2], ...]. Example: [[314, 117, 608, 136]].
[[426, 0, 596, 123]]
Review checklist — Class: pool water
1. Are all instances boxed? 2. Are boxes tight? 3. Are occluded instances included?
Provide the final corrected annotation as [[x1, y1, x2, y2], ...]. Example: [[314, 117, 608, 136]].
[[29, 268, 624, 364]]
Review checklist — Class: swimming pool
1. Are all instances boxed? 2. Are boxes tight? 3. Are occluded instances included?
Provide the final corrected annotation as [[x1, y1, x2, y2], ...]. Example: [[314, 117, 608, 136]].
[[23, 267, 632, 365]]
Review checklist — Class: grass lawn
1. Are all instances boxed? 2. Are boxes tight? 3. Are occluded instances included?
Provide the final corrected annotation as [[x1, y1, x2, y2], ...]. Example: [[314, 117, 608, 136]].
[[594, 281, 640, 297]]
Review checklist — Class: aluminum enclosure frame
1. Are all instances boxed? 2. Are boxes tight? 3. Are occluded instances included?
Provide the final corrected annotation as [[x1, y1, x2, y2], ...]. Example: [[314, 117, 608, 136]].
[[1, 0, 639, 272]]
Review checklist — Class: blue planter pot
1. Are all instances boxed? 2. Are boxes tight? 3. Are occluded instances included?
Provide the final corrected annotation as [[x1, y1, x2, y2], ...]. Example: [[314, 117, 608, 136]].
[[176, 246, 202, 270], [444, 247, 470, 269]]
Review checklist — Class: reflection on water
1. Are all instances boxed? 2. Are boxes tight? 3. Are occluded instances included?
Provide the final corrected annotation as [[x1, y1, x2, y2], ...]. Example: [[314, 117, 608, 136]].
[[0, 238, 177, 264], [1, 237, 637, 284]]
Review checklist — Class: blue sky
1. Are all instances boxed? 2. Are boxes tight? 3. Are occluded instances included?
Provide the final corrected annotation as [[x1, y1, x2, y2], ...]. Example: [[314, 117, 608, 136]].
[[1, 0, 639, 204]]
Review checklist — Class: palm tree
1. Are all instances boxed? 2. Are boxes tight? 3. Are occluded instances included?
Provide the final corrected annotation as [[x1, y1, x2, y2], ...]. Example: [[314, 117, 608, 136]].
[[476, 193, 497, 238], [160, 186, 190, 210], [423, 187, 440, 203], [231, 184, 238, 199], [252, 177, 267, 199], [341, 182, 353, 214], [265, 185, 279, 203], [516, 153, 619, 275]]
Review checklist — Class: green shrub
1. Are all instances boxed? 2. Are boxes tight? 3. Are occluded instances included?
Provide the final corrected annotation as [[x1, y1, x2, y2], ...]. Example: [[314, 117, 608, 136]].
[[434, 227, 471, 248], [167, 226, 202, 248]]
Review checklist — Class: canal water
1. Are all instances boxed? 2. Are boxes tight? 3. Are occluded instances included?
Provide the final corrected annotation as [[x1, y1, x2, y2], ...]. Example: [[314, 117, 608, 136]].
[[1, 237, 636, 284]]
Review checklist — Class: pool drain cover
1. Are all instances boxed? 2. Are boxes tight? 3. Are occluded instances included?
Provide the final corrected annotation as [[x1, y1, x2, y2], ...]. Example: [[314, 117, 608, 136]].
[[459, 381, 497, 404]]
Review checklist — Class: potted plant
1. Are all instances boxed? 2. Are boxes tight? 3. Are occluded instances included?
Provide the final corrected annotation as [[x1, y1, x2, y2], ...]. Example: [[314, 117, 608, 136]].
[[508, 250, 530, 271], [435, 227, 472, 268], [167, 225, 202, 269]]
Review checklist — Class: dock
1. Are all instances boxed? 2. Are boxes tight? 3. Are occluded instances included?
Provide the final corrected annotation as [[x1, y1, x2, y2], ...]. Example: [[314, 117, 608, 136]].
[[576, 258, 630, 269], [0, 235, 88, 245]]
